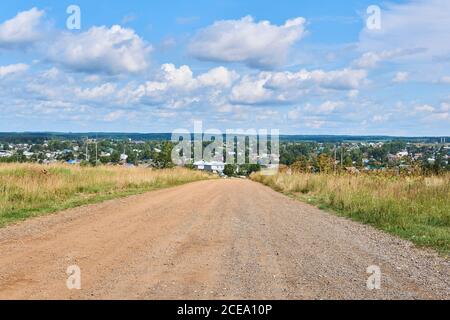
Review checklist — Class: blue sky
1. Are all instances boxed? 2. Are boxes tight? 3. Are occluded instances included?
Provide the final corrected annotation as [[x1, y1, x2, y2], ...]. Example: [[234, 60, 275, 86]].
[[0, 0, 449, 135]]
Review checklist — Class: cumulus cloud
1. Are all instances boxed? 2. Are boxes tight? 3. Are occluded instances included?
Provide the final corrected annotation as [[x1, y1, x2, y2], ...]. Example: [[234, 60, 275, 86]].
[[0, 63, 29, 78], [138, 64, 238, 107], [0, 8, 152, 75], [230, 73, 277, 105], [197, 66, 239, 87], [230, 68, 367, 105], [0, 8, 46, 48], [189, 16, 306, 69], [47, 25, 152, 75]]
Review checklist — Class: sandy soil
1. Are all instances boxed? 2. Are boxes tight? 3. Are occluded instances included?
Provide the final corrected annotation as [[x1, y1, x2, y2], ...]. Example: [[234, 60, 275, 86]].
[[0, 179, 448, 300]]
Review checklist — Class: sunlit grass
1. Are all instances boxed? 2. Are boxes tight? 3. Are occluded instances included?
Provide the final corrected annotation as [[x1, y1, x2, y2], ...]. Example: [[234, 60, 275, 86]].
[[0, 163, 214, 227], [251, 171, 450, 255]]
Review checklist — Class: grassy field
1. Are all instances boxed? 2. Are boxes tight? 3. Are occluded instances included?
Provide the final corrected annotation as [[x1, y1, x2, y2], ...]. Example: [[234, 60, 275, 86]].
[[251, 172, 450, 255], [0, 163, 213, 227]]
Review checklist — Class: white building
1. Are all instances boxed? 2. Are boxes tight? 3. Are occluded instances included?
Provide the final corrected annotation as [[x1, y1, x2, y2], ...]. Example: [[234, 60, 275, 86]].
[[193, 160, 225, 173], [23, 151, 34, 159], [0, 151, 12, 158], [396, 151, 409, 158]]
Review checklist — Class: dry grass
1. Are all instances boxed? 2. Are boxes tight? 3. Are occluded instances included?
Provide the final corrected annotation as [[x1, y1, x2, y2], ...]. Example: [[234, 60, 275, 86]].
[[251, 172, 450, 254], [0, 163, 214, 227]]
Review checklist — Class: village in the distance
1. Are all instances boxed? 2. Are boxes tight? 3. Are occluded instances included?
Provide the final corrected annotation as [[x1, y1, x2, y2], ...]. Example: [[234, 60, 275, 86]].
[[0, 133, 448, 176]]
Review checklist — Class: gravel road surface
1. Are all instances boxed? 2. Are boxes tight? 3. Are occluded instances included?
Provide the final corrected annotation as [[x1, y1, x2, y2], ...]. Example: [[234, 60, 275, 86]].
[[0, 179, 448, 299]]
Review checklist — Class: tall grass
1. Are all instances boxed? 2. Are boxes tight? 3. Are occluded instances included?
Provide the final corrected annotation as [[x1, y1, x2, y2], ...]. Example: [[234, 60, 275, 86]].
[[0, 163, 213, 227], [251, 172, 450, 254]]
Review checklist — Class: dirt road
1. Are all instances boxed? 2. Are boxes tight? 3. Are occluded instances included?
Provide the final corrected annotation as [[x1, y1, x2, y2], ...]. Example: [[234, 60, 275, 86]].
[[0, 179, 448, 299]]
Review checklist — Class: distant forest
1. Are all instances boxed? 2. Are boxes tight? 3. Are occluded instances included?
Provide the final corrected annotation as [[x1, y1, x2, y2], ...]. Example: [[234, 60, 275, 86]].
[[0, 132, 447, 144]]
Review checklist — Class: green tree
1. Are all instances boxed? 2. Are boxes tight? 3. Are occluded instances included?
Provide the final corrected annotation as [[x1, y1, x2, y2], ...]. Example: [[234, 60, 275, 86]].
[[317, 153, 334, 173], [223, 164, 237, 176], [291, 156, 310, 173]]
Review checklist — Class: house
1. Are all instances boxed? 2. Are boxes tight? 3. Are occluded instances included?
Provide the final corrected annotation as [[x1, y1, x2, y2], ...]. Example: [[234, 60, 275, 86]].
[[193, 160, 225, 173], [396, 151, 409, 158], [23, 151, 34, 159], [193, 160, 205, 170], [0, 150, 12, 158]]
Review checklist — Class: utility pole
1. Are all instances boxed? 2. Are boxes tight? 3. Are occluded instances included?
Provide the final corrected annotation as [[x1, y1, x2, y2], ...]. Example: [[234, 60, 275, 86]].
[[341, 144, 344, 169], [85, 138, 89, 161], [334, 145, 337, 173], [95, 134, 98, 163]]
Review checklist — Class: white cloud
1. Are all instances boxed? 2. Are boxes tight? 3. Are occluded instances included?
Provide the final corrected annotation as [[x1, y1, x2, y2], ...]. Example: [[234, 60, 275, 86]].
[[75, 83, 117, 101], [358, 0, 450, 62], [230, 73, 276, 105], [197, 66, 238, 87], [0, 8, 46, 48], [189, 16, 306, 69], [47, 25, 152, 75], [393, 72, 409, 83], [229, 68, 367, 105], [158, 64, 195, 89], [353, 49, 423, 69], [311, 101, 343, 114], [415, 104, 435, 113], [138, 64, 238, 107], [266, 68, 367, 91], [0, 63, 29, 78], [142, 64, 237, 94]]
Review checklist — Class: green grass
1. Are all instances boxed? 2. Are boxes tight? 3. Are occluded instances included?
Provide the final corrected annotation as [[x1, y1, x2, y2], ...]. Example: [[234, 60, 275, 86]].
[[251, 172, 450, 256], [0, 163, 214, 228]]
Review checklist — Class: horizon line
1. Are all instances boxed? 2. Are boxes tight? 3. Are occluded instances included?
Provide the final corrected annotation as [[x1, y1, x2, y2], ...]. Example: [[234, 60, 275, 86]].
[[0, 131, 449, 139]]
